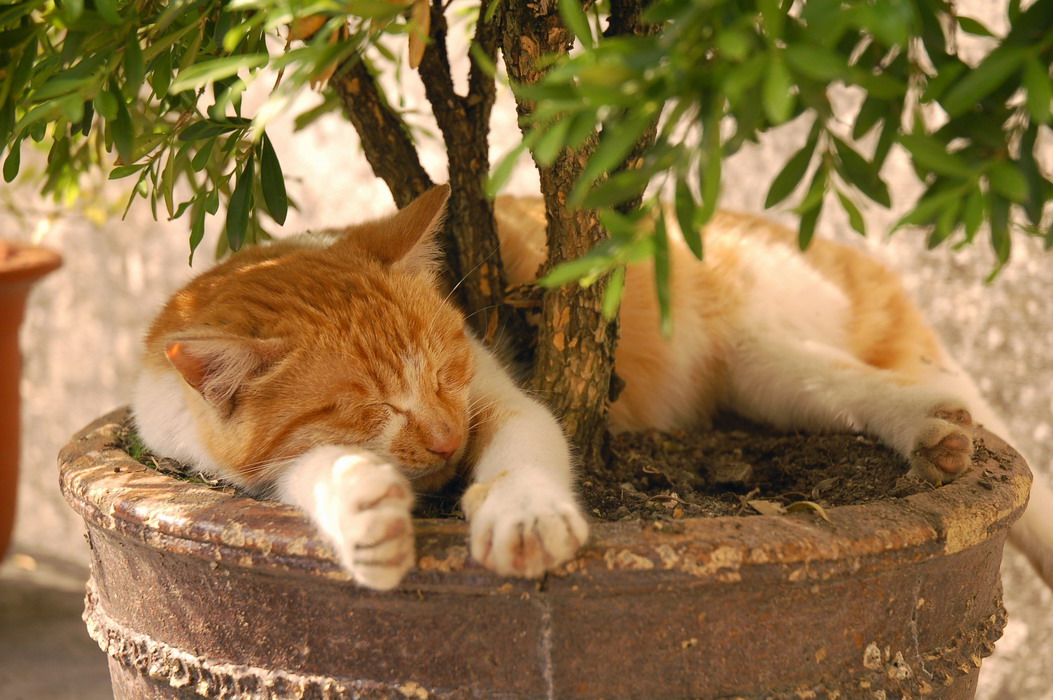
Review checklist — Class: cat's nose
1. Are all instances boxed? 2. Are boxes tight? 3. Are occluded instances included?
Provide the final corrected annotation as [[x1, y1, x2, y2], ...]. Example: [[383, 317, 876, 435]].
[[428, 429, 462, 461]]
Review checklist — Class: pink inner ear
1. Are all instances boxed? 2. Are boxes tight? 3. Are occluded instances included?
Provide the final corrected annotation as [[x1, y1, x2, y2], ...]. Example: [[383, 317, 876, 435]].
[[165, 341, 209, 391]]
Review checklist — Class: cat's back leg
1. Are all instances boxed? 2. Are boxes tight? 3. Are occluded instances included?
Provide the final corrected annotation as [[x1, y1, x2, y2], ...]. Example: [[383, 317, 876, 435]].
[[718, 235, 977, 484]]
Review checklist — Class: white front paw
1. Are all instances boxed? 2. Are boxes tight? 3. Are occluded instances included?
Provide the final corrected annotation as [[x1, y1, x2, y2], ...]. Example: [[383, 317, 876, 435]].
[[468, 489, 589, 579], [909, 402, 974, 485], [309, 447, 415, 590]]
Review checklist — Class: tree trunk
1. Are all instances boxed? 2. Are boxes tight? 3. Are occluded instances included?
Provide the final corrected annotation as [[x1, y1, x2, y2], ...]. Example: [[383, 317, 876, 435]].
[[501, 2, 619, 469]]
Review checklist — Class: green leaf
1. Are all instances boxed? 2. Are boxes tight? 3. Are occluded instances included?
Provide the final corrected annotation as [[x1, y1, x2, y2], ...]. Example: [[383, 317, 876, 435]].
[[191, 137, 216, 171], [3, 140, 21, 182], [784, 45, 846, 81], [601, 265, 626, 320], [797, 167, 827, 249], [488, 139, 531, 197], [836, 190, 866, 236], [150, 48, 173, 99], [260, 135, 288, 225], [940, 46, 1028, 118], [986, 192, 1011, 281], [93, 90, 117, 120], [832, 137, 890, 207], [652, 211, 672, 338], [987, 162, 1029, 203], [852, 96, 885, 140], [1019, 126, 1048, 226], [572, 108, 654, 204], [170, 54, 269, 94], [533, 117, 573, 168], [894, 185, 965, 230], [0, 100, 15, 147], [898, 133, 971, 177], [94, 0, 122, 24], [763, 52, 795, 125], [178, 119, 242, 142], [64, 0, 84, 22], [962, 188, 984, 243], [558, 0, 594, 50], [108, 163, 147, 179], [581, 169, 650, 209], [1023, 55, 1052, 125], [920, 60, 966, 103], [674, 176, 702, 259], [111, 89, 134, 164], [124, 34, 145, 91], [189, 203, 206, 265], [226, 153, 255, 252], [698, 126, 722, 228], [765, 123, 819, 208], [956, 16, 994, 37]]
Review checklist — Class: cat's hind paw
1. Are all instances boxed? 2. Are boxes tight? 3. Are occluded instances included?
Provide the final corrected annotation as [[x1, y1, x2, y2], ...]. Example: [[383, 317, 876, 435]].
[[468, 492, 589, 579], [308, 447, 416, 591], [909, 404, 974, 485]]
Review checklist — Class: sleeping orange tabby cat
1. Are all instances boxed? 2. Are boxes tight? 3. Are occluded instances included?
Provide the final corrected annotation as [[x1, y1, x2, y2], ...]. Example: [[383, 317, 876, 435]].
[[134, 185, 1053, 592]]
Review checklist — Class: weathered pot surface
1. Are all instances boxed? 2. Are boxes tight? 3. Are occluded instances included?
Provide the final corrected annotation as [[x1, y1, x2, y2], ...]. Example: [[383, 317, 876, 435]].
[[60, 407, 1030, 699]]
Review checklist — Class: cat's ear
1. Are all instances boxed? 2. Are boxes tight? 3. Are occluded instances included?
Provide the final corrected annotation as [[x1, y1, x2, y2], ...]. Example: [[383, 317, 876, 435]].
[[336, 184, 450, 273], [164, 335, 282, 411]]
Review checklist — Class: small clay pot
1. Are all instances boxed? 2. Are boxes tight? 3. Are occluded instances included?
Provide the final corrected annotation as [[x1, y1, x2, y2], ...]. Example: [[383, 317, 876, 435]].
[[0, 240, 61, 561], [60, 408, 1029, 699]]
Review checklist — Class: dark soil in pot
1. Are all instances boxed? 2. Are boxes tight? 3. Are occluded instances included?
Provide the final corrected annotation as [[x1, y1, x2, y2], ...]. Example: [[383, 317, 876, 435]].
[[119, 414, 974, 524]]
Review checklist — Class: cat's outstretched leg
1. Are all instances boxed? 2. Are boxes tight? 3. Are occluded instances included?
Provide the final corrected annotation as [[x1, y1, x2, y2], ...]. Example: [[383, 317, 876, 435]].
[[724, 334, 975, 484], [462, 338, 590, 578], [277, 446, 415, 590]]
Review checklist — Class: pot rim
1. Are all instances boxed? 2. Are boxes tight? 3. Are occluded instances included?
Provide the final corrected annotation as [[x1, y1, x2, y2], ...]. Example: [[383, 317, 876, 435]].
[[0, 239, 62, 285], [60, 407, 1030, 591]]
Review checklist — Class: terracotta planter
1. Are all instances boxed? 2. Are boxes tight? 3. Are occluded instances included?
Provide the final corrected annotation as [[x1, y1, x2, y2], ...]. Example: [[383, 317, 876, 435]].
[[0, 240, 61, 561], [60, 408, 1029, 699]]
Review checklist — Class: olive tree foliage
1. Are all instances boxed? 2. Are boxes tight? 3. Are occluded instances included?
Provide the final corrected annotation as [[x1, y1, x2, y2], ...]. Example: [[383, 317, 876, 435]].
[[1, 0, 1051, 462]]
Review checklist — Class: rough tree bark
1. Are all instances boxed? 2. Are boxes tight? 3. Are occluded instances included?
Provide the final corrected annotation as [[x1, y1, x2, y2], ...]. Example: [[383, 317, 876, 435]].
[[501, 2, 619, 469], [331, 3, 531, 348], [331, 0, 651, 468]]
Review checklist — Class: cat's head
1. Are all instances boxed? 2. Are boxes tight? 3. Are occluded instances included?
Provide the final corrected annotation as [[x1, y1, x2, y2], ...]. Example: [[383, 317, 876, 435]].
[[154, 185, 475, 491]]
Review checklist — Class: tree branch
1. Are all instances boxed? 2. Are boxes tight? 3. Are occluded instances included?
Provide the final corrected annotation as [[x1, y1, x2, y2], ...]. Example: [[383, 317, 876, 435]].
[[417, 0, 532, 349], [331, 55, 433, 208]]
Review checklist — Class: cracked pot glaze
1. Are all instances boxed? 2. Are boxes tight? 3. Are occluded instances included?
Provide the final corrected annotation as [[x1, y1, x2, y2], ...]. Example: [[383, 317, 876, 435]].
[[60, 408, 1029, 699]]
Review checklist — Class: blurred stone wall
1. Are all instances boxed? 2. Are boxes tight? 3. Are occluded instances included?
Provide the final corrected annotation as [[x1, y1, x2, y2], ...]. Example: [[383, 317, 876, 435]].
[[4, 2, 1051, 696]]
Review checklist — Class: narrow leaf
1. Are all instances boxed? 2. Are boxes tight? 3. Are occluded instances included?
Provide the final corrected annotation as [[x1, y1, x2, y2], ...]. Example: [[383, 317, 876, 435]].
[[170, 54, 269, 94], [1023, 55, 1052, 125], [836, 190, 866, 236], [3, 140, 21, 182], [833, 137, 890, 207], [987, 162, 1029, 203], [962, 188, 984, 243], [674, 176, 701, 259], [765, 125, 819, 208], [653, 211, 672, 338], [898, 133, 971, 177], [124, 34, 145, 91], [260, 135, 288, 225], [941, 46, 1027, 118], [558, 0, 594, 49], [602, 265, 626, 320], [763, 52, 795, 125], [111, 90, 134, 164], [226, 154, 254, 252]]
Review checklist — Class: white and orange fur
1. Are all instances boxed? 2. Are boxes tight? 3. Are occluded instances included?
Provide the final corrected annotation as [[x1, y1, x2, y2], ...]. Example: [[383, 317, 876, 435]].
[[134, 185, 1053, 592]]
